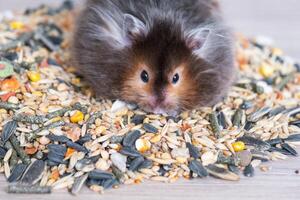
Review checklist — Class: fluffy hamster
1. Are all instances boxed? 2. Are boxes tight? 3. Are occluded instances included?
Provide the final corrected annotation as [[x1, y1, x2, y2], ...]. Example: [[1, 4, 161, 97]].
[[72, 0, 236, 115]]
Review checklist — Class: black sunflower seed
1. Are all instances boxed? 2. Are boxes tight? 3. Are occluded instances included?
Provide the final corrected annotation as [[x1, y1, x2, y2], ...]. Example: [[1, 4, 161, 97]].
[[138, 159, 153, 170], [232, 109, 243, 127], [217, 111, 227, 129], [0, 146, 7, 159], [284, 134, 300, 142], [247, 107, 271, 122], [228, 165, 239, 174], [266, 138, 283, 146], [122, 130, 141, 147], [120, 146, 142, 157], [188, 160, 208, 178], [143, 123, 158, 133], [243, 164, 255, 177], [238, 136, 271, 151], [88, 170, 114, 180], [7, 184, 51, 194], [268, 106, 286, 117], [131, 115, 146, 125], [102, 178, 118, 189], [47, 144, 66, 164], [129, 156, 144, 171], [186, 142, 200, 159], [7, 164, 28, 183], [1, 121, 17, 143], [66, 141, 88, 153], [20, 160, 45, 185], [110, 135, 124, 144], [206, 164, 239, 181], [244, 121, 254, 131], [281, 143, 298, 156], [46, 134, 69, 143], [289, 120, 300, 127], [240, 101, 253, 110], [250, 150, 270, 162]]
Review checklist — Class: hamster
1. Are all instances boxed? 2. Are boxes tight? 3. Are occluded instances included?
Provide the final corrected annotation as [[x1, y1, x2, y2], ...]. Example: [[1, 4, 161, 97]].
[[72, 0, 236, 115]]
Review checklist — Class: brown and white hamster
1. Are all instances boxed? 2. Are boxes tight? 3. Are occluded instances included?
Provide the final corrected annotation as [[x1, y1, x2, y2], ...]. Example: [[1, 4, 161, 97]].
[[72, 0, 236, 115]]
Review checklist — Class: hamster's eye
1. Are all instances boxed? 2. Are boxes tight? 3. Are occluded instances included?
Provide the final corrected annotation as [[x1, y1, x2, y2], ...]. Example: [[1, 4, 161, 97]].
[[172, 73, 180, 84], [140, 70, 149, 83]]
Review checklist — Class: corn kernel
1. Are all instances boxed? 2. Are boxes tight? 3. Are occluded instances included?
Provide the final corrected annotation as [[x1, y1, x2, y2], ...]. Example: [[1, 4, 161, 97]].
[[10, 21, 24, 30], [232, 141, 245, 152], [27, 71, 41, 82], [70, 110, 84, 123], [135, 138, 151, 153], [259, 63, 274, 78]]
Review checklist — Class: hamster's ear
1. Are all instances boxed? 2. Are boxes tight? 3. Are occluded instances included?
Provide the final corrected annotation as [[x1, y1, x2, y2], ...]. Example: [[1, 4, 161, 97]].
[[185, 28, 210, 52], [123, 14, 146, 41]]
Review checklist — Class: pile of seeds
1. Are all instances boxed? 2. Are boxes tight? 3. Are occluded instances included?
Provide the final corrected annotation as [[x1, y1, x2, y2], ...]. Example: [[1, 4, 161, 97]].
[[0, 1, 300, 195]]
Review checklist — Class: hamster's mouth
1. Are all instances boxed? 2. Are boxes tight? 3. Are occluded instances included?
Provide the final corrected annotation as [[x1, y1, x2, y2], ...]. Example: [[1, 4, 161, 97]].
[[140, 104, 179, 117]]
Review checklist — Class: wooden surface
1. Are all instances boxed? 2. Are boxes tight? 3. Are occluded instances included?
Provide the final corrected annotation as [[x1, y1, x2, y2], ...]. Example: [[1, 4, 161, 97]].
[[0, 0, 300, 199]]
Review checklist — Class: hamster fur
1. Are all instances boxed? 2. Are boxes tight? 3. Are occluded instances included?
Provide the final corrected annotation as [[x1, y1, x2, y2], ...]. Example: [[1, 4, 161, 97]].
[[72, 0, 236, 115]]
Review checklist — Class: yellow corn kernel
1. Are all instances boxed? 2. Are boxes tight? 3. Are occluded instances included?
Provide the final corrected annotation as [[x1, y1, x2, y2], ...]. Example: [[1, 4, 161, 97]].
[[27, 71, 41, 82], [70, 110, 84, 123], [10, 21, 24, 30], [232, 141, 245, 152], [259, 63, 274, 78]]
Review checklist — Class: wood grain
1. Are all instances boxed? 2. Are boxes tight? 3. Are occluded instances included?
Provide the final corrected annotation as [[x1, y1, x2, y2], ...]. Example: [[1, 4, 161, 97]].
[[0, 0, 300, 199]]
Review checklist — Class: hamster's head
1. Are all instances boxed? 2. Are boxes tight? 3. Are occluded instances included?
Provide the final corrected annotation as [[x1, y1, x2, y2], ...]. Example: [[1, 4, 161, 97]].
[[120, 15, 234, 115]]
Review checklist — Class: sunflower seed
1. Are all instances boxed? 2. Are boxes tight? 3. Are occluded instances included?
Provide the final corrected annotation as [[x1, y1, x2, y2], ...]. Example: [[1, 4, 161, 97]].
[[250, 150, 270, 162], [289, 120, 300, 127], [188, 160, 208, 178], [217, 111, 228, 129], [7, 184, 51, 194], [143, 123, 158, 133], [47, 144, 66, 165], [186, 142, 200, 159], [284, 134, 300, 142], [232, 109, 243, 127], [209, 112, 221, 138], [46, 134, 69, 143], [243, 164, 255, 177], [88, 170, 114, 180], [71, 174, 88, 195], [1, 121, 17, 143], [281, 143, 298, 156], [9, 134, 30, 165], [266, 138, 283, 146], [7, 163, 28, 183], [228, 165, 239, 174], [247, 107, 271, 122], [0, 102, 20, 110], [206, 164, 240, 181], [13, 114, 46, 124], [66, 141, 88, 153], [129, 156, 144, 171], [120, 146, 142, 157], [131, 115, 146, 125], [122, 130, 141, 147], [21, 160, 45, 185], [138, 159, 153, 170], [112, 165, 125, 181], [238, 136, 271, 151], [268, 106, 286, 117], [102, 178, 118, 189], [0, 146, 7, 159]]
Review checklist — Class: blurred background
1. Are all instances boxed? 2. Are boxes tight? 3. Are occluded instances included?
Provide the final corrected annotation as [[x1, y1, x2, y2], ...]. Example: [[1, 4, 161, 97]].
[[0, 0, 299, 60]]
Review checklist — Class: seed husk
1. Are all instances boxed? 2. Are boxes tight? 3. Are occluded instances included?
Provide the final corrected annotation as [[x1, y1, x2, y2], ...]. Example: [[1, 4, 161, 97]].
[[237, 136, 271, 151], [1, 121, 17, 143], [122, 130, 141, 147], [7, 163, 28, 183], [20, 160, 45, 185], [7, 184, 51, 194], [71, 174, 88, 195], [188, 160, 208, 178], [206, 164, 240, 181], [243, 164, 255, 177], [281, 143, 298, 156], [0, 146, 7, 159]]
